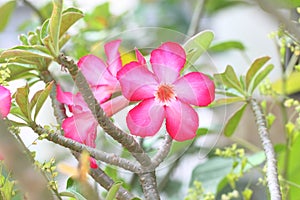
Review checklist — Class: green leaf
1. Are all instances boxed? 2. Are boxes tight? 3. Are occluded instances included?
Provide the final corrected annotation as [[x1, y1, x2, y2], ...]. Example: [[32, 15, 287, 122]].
[[33, 82, 53, 120], [251, 64, 274, 93], [210, 97, 245, 107], [9, 106, 28, 122], [84, 3, 110, 30], [224, 104, 247, 137], [196, 128, 209, 136], [60, 8, 84, 37], [5, 63, 36, 81], [214, 65, 244, 95], [183, 30, 214, 68], [246, 56, 270, 91], [190, 157, 233, 193], [272, 71, 300, 95], [105, 181, 122, 200], [65, 178, 87, 200], [40, 19, 50, 40], [209, 41, 245, 53], [15, 85, 31, 121], [1, 46, 52, 60], [0, 1, 16, 32], [49, 0, 63, 56]]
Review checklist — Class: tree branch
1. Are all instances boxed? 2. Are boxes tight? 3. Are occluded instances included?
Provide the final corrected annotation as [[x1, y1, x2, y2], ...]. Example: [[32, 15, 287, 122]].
[[149, 134, 172, 170], [249, 98, 282, 200], [139, 172, 160, 200], [56, 53, 152, 167], [29, 122, 142, 173]]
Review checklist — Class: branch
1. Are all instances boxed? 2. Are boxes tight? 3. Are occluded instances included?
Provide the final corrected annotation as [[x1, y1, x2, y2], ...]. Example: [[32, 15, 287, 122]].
[[249, 98, 282, 200], [29, 122, 142, 173], [0, 119, 53, 199], [56, 53, 152, 167], [149, 134, 172, 170], [139, 172, 160, 200]]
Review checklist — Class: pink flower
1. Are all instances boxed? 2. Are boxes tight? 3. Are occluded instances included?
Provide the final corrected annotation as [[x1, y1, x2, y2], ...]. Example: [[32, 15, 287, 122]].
[[117, 42, 215, 141], [57, 40, 135, 168], [0, 85, 11, 160], [0, 85, 11, 118]]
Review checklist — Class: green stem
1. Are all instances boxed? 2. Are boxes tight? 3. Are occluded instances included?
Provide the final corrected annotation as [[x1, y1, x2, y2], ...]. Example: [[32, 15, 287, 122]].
[[187, 0, 206, 36], [249, 98, 282, 200]]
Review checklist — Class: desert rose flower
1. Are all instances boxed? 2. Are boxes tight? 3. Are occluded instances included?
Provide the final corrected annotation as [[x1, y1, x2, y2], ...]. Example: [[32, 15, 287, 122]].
[[117, 42, 215, 141], [0, 85, 11, 160]]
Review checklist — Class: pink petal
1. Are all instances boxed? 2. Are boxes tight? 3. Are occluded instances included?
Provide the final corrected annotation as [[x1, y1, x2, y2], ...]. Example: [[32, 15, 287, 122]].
[[0, 86, 11, 118], [135, 48, 146, 65], [62, 111, 97, 147], [78, 55, 115, 86], [89, 158, 98, 169], [165, 100, 198, 141], [150, 42, 186, 83], [105, 40, 122, 77], [91, 85, 114, 104], [56, 84, 74, 105], [117, 62, 158, 101], [101, 95, 129, 117], [174, 72, 215, 106], [127, 98, 165, 137]]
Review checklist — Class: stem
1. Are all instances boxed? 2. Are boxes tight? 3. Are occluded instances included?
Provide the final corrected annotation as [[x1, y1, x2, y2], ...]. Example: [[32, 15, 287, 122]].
[[30, 123, 142, 173], [249, 98, 282, 200], [150, 134, 172, 169], [187, 0, 206, 36], [139, 172, 160, 200], [57, 53, 152, 167]]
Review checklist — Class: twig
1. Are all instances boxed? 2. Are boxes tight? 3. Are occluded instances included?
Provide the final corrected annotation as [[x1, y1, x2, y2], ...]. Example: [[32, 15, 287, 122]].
[[187, 0, 206, 36], [249, 98, 282, 200], [56, 53, 152, 167], [150, 134, 172, 170], [29, 122, 142, 173]]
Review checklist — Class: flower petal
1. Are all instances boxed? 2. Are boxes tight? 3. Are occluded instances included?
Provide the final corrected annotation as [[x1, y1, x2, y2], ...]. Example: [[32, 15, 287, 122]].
[[127, 98, 165, 137], [91, 85, 114, 104], [0, 86, 11, 118], [150, 42, 186, 83], [78, 55, 115, 86], [117, 62, 158, 101], [101, 95, 129, 117], [56, 84, 73, 105], [174, 72, 215, 106], [105, 40, 122, 77], [62, 111, 97, 147], [165, 100, 198, 141]]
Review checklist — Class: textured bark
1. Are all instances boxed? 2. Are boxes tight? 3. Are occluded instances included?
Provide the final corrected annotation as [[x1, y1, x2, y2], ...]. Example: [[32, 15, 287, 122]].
[[139, 172, 160, 200], [250, 98, 282, 200]]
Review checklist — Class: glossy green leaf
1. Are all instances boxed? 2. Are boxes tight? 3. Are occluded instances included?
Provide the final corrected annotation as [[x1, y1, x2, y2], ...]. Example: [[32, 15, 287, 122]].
[[5, 64, 36, 81], [105, 181, 122, 200], [60, 8, 84, 37], [224, 104, 247, 137], [246, 56, 270, 90], [33, 82, 53, 120], [65, 178, 87, 200], [190, 157, 232, 193], [209, 41, 245, 53], [210, 97, 245, 107], [183, 30, 214, 68], [49, 0, 63, 56], [15, 85, 31, 121], [214, 65, 244, 95], [40, 19, 50, 40], [0, 1, 16, 32], [251, 64, 274, 93], [0, 46, 52, 59]]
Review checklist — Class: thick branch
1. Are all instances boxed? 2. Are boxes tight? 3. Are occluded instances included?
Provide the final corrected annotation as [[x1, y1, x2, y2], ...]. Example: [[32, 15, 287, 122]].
[[57, 53, 152, 167], [139, 172, 160, 200], [249, 98, 282, 200], [29, 123, 142, 173]]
